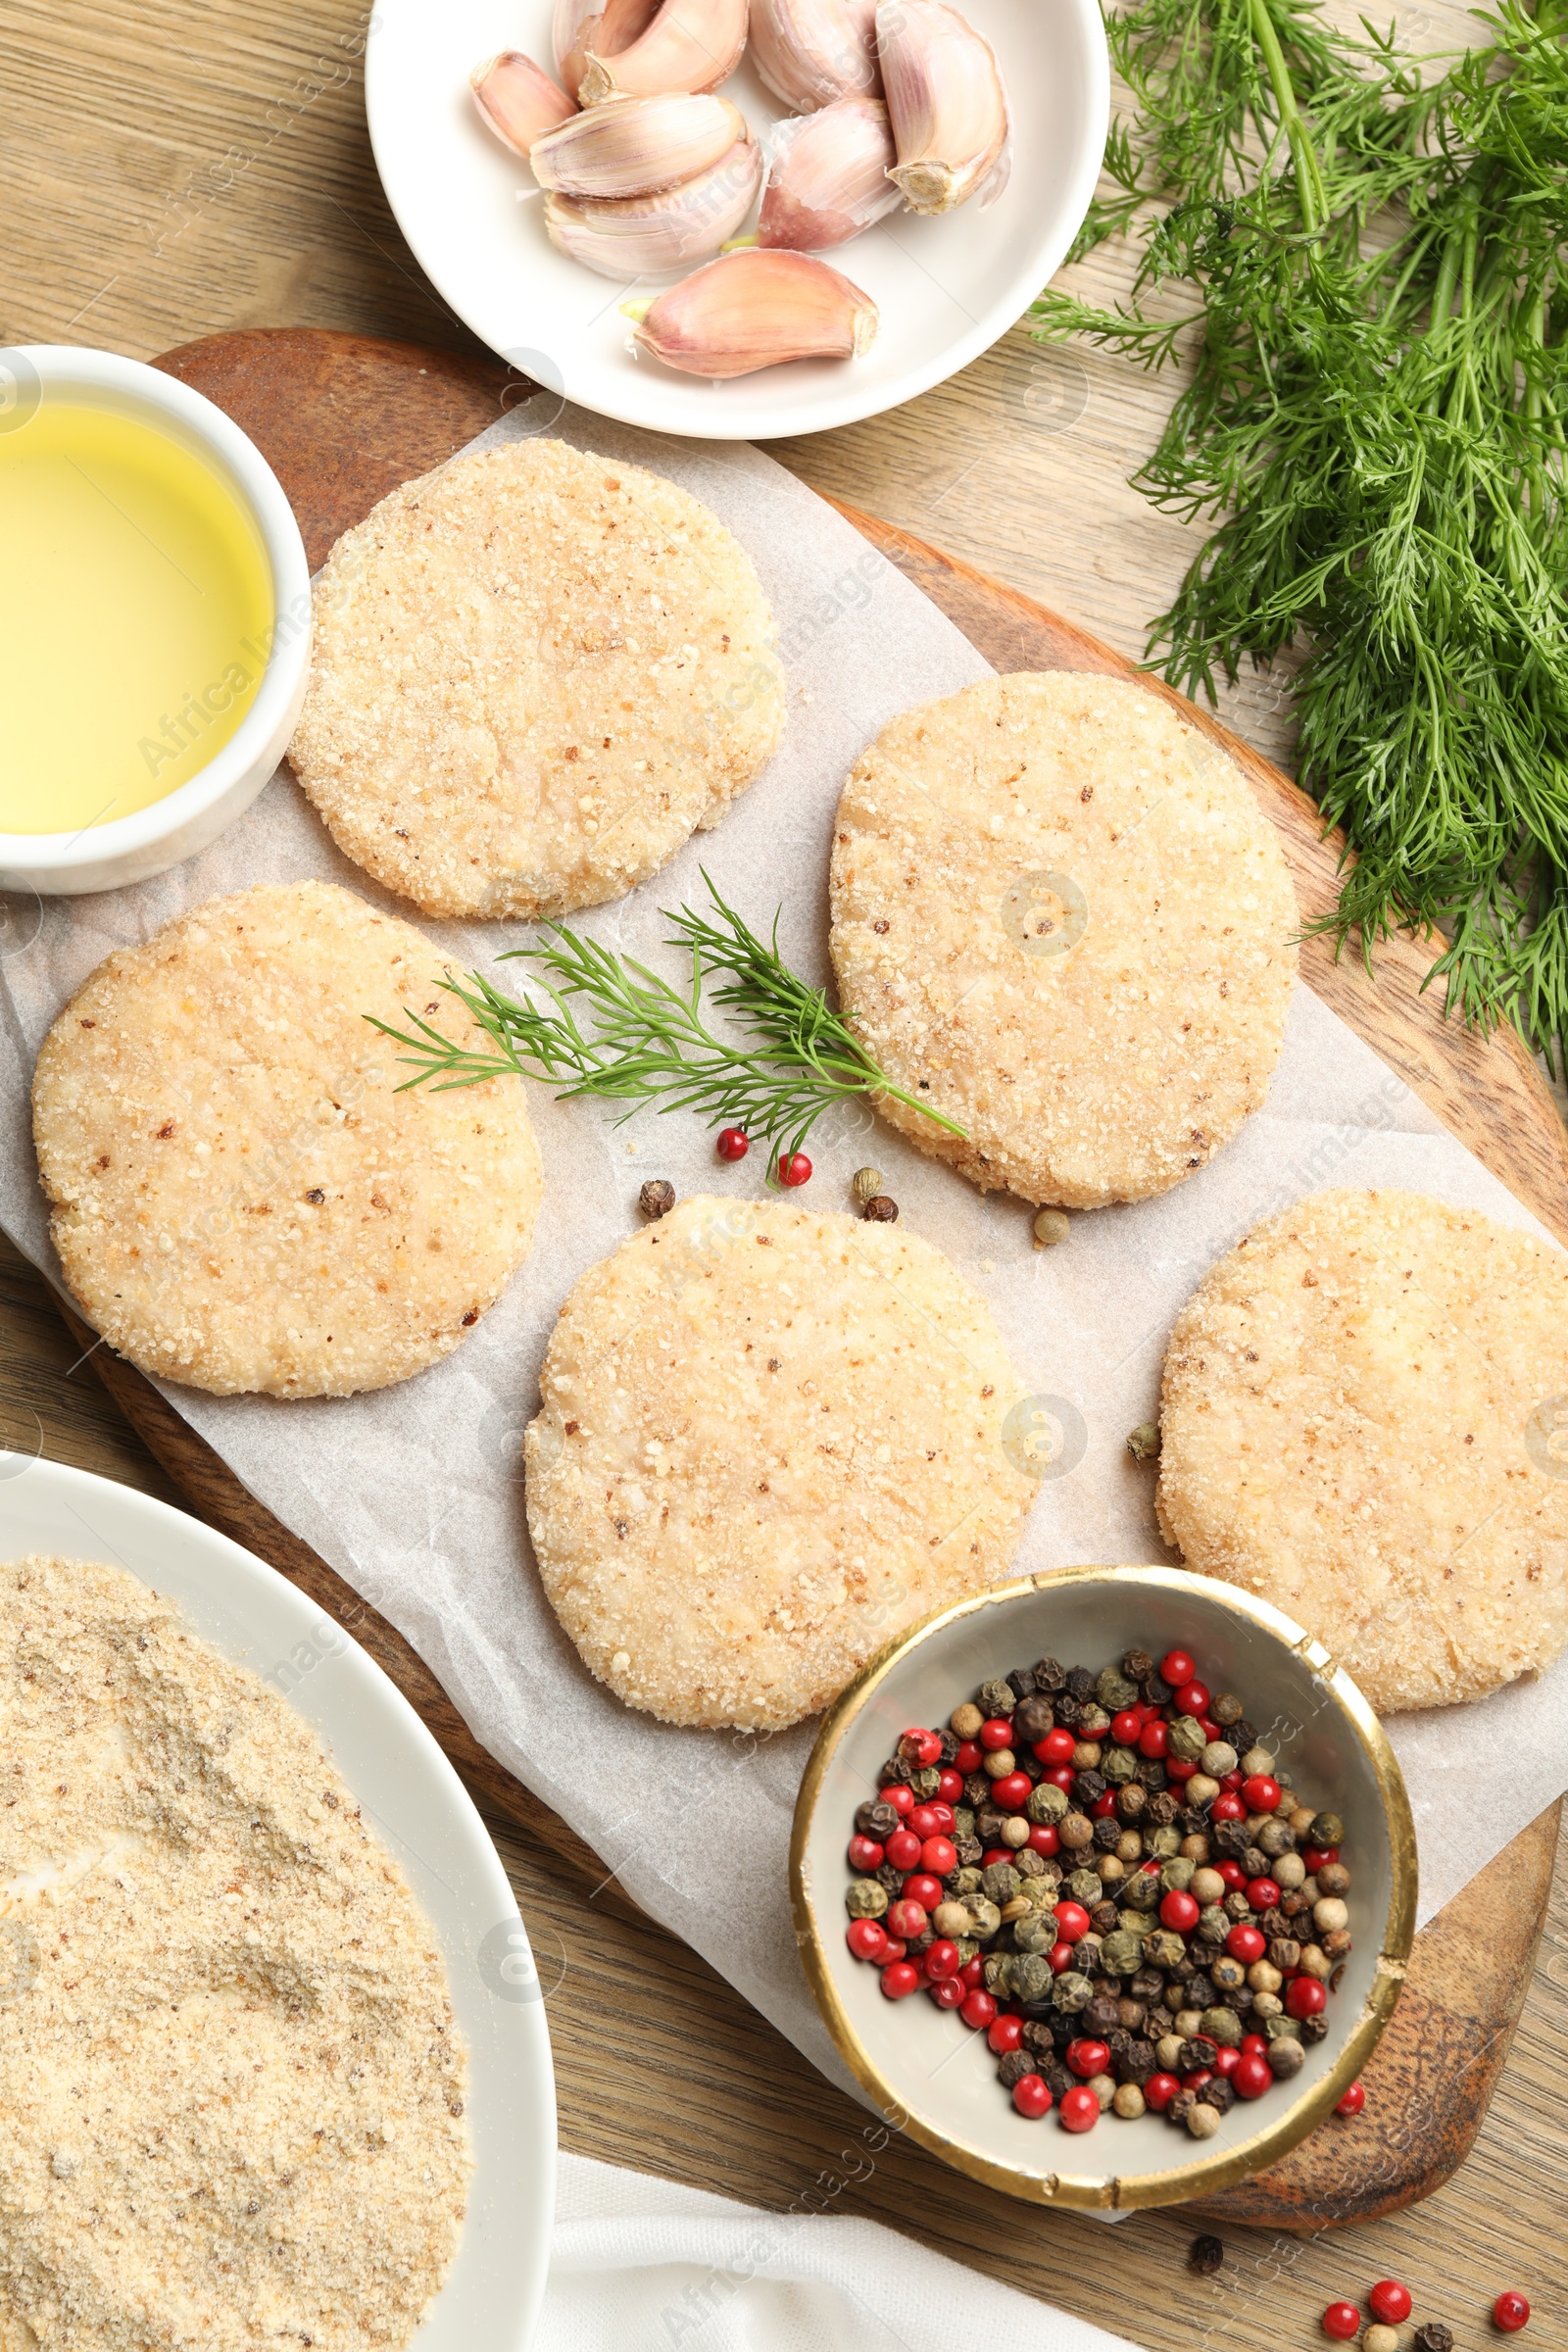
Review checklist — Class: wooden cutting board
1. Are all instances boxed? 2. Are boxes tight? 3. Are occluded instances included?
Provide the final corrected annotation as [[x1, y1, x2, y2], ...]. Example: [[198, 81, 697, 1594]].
[[56, 322, 1556, 2231]]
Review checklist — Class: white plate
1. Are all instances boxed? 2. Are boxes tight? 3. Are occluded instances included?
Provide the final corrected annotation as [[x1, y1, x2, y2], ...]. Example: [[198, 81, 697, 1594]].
[[0, 1453, 557, 2352], [365, 0, 1109, 440]]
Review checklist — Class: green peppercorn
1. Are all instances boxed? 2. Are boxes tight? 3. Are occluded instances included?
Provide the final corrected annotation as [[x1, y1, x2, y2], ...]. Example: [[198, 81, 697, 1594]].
[[1267, 2035, 1305, 2078], [1025, 1781, 1068, 1827], [1053, 1970, 1093, 2014], [846, 1879, 888, 1919], [1101, 1745, 1136, 1787], [1010, 1954, 1054, 2003], [1145, 1825, 1182, 1860], [1033, 1207, 1070, 1247], [982, 1860, 1020, 1905], [1201, 2006, 1243, 2047], [1145, 1930, 1187, 1970], [1097, 1666, 1140, 1711], [908, 1765, 942, 1799], [1310, 1811, 1344, 1848], [966, 1897, 1002, 1941], [979, 1679, 1015, 1719], [851, 1165, 884, 1208], [1125, 1421, 1161, 1462], [1160, 1856, 1196, 1892], [1066, 1867, 1103, 1906], [1101, 1929, 1147, 1976], [1013, 1911, 1057, 1956]]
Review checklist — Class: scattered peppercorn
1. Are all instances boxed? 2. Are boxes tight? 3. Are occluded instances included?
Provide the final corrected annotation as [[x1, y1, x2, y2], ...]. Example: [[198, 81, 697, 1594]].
[[1126, 1422, 1161, 1462], [862, 1195, 900, 1221], [1365, 2328, 1401, 2352], [1413, 2328, 1453, 2352], [715, 1126, 748, 1160], [1189, 2233, 1225, 2276], [851, 1166, 884, 1207], [638, 1179, 675, 1219], [1493, 2293, 1530, 2333], [1033, 1207, 1070, 1247]]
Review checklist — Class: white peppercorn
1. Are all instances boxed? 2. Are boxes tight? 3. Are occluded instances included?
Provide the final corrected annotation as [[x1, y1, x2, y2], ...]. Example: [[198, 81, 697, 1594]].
[[1089, 2073, 1116, 2112], [1000, 1817, 1031, 1849], [983, 1746, 1016, 1779], [1365, 2328, 1400, 2352], [1201, 1741, 1239, 1777], [1186, 2101, 1221, 2140], [1156, 2033, 1186, 2071], [1241, 1746, 1276, 1777], [1186, 1773, 1221, 1808], [1274, 1852, 1307, 1889], [1314, 1896, 1349, 1934], [933, 1900, 971, 1937], [1267, 2035, 1305, 2079], [1299, 1943, 1333, 1981], [1251, 1991, 1283, 2019], [1113, 2082, 1147, 2119], [1248, 1960, 1283, 1994], [1033, 1207, 1070, 1247], [950, 1701, 984, 1739], [1190, 1868, 1226, 1907], [1175, 2008, 1205, 2038]]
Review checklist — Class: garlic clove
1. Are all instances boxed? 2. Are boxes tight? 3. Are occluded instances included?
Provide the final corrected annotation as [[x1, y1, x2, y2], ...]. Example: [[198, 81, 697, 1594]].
[[545, 137, 762, 278], [876, 0, 1010, 215], [758, 99, 901, 250], [553, 0, 662, 99], [577, 0, 749, 102], [625, 248, 879, 376], [470, 52, 577, 162], [749, 0, 881, 112], [531, 92, 748, 198]]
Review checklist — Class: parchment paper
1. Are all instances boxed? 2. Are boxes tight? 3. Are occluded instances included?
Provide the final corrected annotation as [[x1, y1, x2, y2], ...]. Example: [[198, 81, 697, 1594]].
[[2, 400, 1565, 2095]]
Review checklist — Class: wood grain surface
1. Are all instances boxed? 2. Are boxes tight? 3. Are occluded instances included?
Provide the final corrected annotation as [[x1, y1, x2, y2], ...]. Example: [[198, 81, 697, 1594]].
[[31, 318, 1539, 2238], [2, 0, 1565, 2318]]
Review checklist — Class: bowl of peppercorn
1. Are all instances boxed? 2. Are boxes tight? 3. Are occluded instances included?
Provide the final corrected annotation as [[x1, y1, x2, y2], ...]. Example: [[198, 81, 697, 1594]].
[[789, 1564, 1416, 2210]]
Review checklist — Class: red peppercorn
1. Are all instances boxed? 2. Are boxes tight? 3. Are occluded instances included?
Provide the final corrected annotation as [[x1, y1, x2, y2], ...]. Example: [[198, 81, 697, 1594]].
[[1232, 2052, 1273, 2099], [847, 1920, 888, 1962], [1174, 1679, 1211, 1717], [1048, 1942, 1074, 1975], [1287, 1976, 1327, 2019], [901, 1873, 944, 1911], [1138, 1719, 1170, 1760], [848, 1836, 885, 1872], [920, 1836, 958, 1876], [929, 1975, 966, 2008], [1145, 2073, 1180, 2112], [991, 1772, 1032, 1813], [879, 1784, 914, 1816], [1160, 1888, 1200, 1933], [1043, 1764, 1076, 1791], [881, 1936, 906, 1962], [1217, 1860, 1247, 1890], [1335, 2082, 1365, 2116], [778, 1151, 812, 1187], [1368, 2283, 1412, 2327], [1054, 1900, 1091, 1943], [885, 1828, 921, 1871], [1028, 1824, 1059, 1857], [1226, 1924, 1266, 1965], [1182, 2069, 1213, 2093], [1199, 1717, 1222, 1743], [1066, 2038, 1110, 2079], [926, 1800, 955, 1833], [1303, 1844, 1340, 1875], [1036, 1727, 1076, 1765], [900, 1727, 942, 1767], [906, 1804, 940, 1839], [1160, 1648, 1196, 1688], [1246, 1876, 1281, 1912], [959, 1989, 997, 2031], [1110, 1710, 1143, 1745], [716, 1126, 749, 1160], [982, 1848, 1013, 1870], [1493, 2293, 1530, 2333], [1166, 1755, 1198, 1783], [924, 1938, 961, 1981], [1220, 1768, 1246, 1790], [1211, 1792, 1247, 1822], [1012, 2073, 1054, 2119], [886, 1898, 928, 1940], [954, 1740, 983, 1776], [1322, 2307, 1361, 2340], [1058, 2085, 1100, 2132], [1243, 1773, 1282, 1813], [936, 1768, 964, 1803], [958, 1956, 985, 1988], [988, 2014, 1024, 2054], [1088, 1790, 1114, 1818], [1213, 2046, 1242, 2079], [880, 1961, 919, 1999], [979, 1716, 1014, 1750], [1241, 2034, 1269, 2057]]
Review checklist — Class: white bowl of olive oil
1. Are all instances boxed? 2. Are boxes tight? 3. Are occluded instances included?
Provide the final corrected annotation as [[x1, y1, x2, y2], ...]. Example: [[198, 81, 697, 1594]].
[[0, 346, 311, 895]]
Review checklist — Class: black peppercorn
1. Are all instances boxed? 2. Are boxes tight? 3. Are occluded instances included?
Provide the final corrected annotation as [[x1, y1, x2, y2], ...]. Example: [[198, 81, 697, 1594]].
[[879, 1753, 912, 1785], [1033, 1655, 1066, 1691], [874, 1862, 902, 1894], [1054, 1693, 1084, 1732], [1187, 1974, 1216, 2011], [1299, 2012, 1329, 2043], [1116, 1783, 1149, 1823], [1178, 1805, 1210, 1838], [1092, 1815, 1122, 1853], [1072, 1770, 1107, 1809], [1084, 1994, 1120, 2035], [1065, 1666, 1096, 1701], [1146, 1791, 1181, 1829], [1205, 2075, 1235, 2117], [856, 1799, 901, 1838], [1130, 1965, 1164, 2003], [997, 2049, 1034, 2089], [1006, 1665, 1037, 1700], [936, 1728, 959, 1765], [963, 1773, 989, 1808], [1122, 1647, 1154, 1683], [862, 1195, 900, 1221], [1043, 2058, 1075, 2101], [1189, 2233, 1225, 2277], [1210, 1692, 1244, 1729], [1013, 1694, 1055, 1743], [1232, 1718, 1259, 1754], [956, 1838, 983, 1868], [1179, 2036, 1218, 2073], [638, 1178, 676, 1218], [1213, 1820, 1250, 1859], [1141, 1671, 1172, 1707], [1413, 2328, 1453, 2352], [1118, 2037, 1156, 2084]]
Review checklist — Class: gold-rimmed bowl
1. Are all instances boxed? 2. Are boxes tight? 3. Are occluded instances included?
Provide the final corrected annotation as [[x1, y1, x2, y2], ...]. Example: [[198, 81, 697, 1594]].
[[790, 1565, 1416, 2212]]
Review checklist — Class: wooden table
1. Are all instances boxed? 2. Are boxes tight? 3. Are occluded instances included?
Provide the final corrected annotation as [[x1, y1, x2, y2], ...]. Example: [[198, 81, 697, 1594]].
[[4, 0, 1567, 2339]]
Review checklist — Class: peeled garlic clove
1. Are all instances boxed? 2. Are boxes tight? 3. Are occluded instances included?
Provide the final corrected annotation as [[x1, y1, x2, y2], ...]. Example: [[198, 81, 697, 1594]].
[[531, 92, 747, 198], [545, 137, 762, 278], [759, 99, 900, 250], [577, 0, 749, 102], [625, 248, 878, 377], [749, 0, 881, 111], [876, 0, 1010, 215], [553, 0, 661, 100], [470, 52, 577, 161]]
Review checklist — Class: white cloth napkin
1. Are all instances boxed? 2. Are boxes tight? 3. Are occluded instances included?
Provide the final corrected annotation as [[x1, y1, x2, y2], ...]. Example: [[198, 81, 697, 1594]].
[[542, 2152, 1144, 2351]]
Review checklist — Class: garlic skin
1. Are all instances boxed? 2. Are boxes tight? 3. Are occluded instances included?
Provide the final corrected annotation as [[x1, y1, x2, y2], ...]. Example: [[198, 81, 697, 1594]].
[[470, 52, 577, 163], [749, 0, 881, 112], [759, 100, 900, 251], [577, 0, 749, 102], [626, 249, 879, 377], [876, 0, 1010, 215], [531, 92, 748, 199], [545, 138, 762, 278], [553, 0, 660, 100]]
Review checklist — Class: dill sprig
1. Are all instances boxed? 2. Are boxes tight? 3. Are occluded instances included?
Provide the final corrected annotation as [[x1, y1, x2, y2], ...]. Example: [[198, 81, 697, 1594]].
[[1033, 0, 1568, 1073], [367, 877, 967, 1168]]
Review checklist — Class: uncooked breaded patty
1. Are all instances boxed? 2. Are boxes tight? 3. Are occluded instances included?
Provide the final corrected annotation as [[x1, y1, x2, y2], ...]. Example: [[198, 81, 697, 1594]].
[[828, 672, 1298, 1207], [287, 439, 786, 920], [32, 881, 542, 1397], [524, 1195, 1037, 1730], [1156, 1187, 1568, 1712]]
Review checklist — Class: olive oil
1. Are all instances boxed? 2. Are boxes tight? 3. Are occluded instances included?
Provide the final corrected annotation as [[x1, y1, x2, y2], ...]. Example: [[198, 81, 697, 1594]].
[[0, 400, 274, 834]]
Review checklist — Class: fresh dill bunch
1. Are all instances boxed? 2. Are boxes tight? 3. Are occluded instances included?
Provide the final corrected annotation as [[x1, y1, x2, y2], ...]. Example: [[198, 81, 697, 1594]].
[[366, 877, 967, 1168], [1034, 0, 1568, 1071]]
